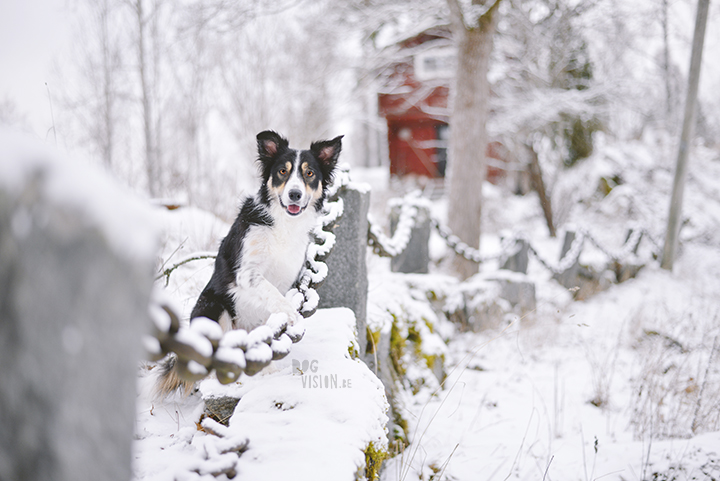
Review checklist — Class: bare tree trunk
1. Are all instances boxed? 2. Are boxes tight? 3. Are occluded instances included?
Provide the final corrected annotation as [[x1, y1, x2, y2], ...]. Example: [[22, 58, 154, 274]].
[[135, 0, 157, 197], [99, 0, 115, 170], [446, 0, 501, 279], [661, 0, 709, 271], [526, 144, 556, 237], [661, 0, 672, 123]]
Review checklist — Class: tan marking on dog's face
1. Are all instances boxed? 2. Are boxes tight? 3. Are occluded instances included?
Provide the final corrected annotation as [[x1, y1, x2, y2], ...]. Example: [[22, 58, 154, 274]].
[[267, 160, 293, 197], [300, 161, 323, 201]]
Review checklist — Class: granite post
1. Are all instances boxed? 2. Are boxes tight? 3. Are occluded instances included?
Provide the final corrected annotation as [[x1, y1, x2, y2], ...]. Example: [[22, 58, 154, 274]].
[[501, 238, 529, 274], [389, 203, 430, 274], [317, 184, 370, 357]]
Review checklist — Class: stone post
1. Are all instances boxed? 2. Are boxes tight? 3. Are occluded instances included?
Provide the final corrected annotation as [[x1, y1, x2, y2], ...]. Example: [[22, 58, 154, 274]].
[[0, 135, 156, 481], [389, 203, 430, 274], [554, 230, 581, 290], [317, 184, 370, 357], [500, 238, 529, 274]]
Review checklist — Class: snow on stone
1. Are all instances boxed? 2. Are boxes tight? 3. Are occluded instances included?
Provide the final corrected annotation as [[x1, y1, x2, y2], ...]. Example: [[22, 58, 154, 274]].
[[0, 130, 158, 262]]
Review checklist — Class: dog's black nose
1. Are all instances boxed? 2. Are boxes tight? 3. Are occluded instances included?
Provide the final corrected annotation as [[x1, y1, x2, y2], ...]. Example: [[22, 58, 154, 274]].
[[288, 189, 302, 202]]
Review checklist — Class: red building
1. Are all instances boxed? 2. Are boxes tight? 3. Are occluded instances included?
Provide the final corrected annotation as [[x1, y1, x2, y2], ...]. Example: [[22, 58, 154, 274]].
[[377, 27, 507, 183], [378, 27, 452, 178]]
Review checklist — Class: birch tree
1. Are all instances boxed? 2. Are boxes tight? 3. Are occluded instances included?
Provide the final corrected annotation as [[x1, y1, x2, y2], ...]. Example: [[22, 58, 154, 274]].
[[61, 0, 127, 172], [446, 0, 502, 279], [661, 0, 710, 270], [130, 0, 160, 197]]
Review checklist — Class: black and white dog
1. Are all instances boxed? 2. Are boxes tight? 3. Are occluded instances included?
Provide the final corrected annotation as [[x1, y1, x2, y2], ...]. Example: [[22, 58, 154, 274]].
[[157, 130, 341, 396], [192, 130, 341, 330]]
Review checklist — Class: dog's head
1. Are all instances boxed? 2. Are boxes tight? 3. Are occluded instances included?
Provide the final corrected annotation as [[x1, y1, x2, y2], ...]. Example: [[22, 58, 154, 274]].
[[256, 130, 342, 216]]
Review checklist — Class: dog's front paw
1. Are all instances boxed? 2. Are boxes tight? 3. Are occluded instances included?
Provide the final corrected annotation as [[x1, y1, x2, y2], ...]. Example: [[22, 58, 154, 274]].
[[266, 310, 301, 332]]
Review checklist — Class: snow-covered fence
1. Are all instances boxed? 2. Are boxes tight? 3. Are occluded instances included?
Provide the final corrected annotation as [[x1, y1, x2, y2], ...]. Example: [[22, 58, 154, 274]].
[[0, 135, 157, 481], [373, 191, 659, 283]]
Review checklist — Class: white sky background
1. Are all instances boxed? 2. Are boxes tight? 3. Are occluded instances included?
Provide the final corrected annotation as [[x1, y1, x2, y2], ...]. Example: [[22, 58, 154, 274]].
[[0, 0, 74, 139], [2, 0, 719, 147]]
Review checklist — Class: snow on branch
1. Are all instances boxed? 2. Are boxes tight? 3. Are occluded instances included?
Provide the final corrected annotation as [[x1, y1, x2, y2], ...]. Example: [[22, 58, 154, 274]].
[[156, 251, 217, 287], [447, 0, 503, 31]]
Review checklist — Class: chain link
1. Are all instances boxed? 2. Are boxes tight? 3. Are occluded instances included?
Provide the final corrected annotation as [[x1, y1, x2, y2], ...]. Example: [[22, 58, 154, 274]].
[[367, 191, 424, 257]]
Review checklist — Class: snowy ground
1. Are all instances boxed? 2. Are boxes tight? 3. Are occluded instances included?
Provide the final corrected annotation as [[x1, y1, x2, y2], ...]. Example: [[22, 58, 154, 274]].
[[135, 137, 720, 480], [381, 243, 720, 481], [376, 139, 720, 481]]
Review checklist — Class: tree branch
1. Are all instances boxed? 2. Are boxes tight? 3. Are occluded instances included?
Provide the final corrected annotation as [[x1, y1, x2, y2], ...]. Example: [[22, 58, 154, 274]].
[[156, 252, 217, 286], [445, 0, 465, 32]]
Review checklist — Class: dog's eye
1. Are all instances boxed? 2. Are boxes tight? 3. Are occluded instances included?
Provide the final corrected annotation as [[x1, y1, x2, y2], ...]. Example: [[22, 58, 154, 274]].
[[279, 168, 287, 175], [306, 170, 314, 178]]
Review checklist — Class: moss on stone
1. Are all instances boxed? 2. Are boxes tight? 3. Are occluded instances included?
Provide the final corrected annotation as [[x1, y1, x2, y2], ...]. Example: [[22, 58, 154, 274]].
[[389, 317, 407, 378], [362, 441, 388, 481], [348, 341, 360, 359], [365, 326, 382, 354]]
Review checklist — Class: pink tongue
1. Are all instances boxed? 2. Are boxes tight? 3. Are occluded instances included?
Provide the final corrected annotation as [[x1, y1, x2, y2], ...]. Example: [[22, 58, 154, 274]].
[[288, 204, 301, 214]]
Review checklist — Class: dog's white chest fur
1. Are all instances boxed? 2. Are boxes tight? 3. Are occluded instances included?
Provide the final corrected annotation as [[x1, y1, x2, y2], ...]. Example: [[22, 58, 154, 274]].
[[232, 204, 317, 329], [247, 212, 313, 291]]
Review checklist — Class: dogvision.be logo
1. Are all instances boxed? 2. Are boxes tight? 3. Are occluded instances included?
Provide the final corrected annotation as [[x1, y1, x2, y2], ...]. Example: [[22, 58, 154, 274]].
[[292, 359, 353, 389]]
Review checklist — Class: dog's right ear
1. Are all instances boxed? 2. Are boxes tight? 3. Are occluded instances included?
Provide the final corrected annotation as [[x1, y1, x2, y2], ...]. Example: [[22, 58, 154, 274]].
[[257, 131, 289, 161]]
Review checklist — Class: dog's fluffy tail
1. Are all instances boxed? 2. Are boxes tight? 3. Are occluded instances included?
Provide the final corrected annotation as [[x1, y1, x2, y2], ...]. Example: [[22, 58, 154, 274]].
[[154, 354, 195, 400]]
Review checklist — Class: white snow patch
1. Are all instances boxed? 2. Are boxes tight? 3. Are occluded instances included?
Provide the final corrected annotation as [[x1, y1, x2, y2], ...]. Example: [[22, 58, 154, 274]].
[[0, 130, 158, 261]]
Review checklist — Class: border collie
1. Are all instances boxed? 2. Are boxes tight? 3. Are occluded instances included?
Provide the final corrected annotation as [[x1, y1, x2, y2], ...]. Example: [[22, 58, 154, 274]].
[[157, 130, 341, 396]]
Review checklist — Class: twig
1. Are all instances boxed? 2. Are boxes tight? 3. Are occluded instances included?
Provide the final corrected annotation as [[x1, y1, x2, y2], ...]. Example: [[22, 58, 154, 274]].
[[156, 252, 217, 286], [156, 237, 188, 274], [436, 443, 459, 481], [692, 334, 718, 433], [45, 82, 57, 146], [542, 455, 554, 481]]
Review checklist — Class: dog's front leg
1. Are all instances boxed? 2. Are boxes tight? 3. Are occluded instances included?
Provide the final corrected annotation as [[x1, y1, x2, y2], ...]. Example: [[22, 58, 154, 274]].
[[235, 264, 300, 328]]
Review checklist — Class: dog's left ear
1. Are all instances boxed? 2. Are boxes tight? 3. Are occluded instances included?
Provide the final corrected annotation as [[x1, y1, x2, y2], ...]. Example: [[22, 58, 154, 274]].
[[311, 135, 343, 171]]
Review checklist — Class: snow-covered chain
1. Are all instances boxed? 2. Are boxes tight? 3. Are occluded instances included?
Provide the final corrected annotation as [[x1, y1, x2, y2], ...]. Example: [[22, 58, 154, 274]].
[[287, 166, 348, 316], [147, 168, 349, 384], [431, 219, 655, 275], [525, 232, 585, 275], [367, 191, 425, 257], [432, 218, 518, 263]]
